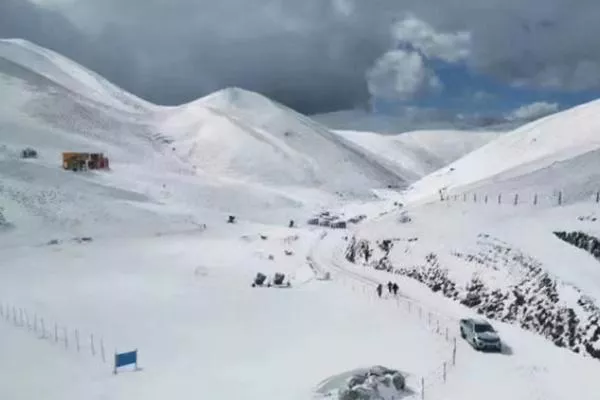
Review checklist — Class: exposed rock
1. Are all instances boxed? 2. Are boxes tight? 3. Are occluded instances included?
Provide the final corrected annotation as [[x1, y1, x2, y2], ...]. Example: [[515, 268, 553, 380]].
[[554, 231, 600, 263], [338, 367, 406, 400]]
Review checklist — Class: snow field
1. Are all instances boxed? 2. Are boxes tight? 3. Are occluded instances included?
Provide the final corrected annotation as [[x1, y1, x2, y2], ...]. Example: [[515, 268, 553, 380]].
[[0, 226, 450, 400]]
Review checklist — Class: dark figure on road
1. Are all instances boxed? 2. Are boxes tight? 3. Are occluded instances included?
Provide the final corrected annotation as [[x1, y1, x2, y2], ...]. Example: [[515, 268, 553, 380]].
[[392, 283, 399, 296], [376, 284, 383, 298], [387, 281, 393, 294]]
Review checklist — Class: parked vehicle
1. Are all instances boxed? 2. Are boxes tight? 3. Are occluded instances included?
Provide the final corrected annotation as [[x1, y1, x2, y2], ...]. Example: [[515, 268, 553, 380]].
[[459, 318, 502, 352]]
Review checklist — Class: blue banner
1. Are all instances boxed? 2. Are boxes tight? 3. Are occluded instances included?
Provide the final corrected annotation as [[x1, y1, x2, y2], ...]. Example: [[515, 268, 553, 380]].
[[115, 350, 137, 368]]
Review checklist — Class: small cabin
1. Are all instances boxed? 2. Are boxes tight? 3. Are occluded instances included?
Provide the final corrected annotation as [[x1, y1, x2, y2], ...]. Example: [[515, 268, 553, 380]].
[[62, 152, 109, 171]]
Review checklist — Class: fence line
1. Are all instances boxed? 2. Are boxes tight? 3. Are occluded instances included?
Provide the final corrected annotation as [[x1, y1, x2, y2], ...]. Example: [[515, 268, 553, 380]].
[[329, 256, 459, 400], [443, 189, 600, 207], [0, 301, 108, 365]]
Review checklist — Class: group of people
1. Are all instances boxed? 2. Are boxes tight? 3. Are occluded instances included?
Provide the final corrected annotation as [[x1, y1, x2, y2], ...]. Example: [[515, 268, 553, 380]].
[[376, 281, 399, 297]]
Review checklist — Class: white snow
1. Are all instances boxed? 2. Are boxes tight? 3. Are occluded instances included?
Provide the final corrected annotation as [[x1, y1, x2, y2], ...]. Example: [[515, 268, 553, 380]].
[[3, 37, 600, 400], [334, 129, 500, 182], [404, 99, 600, 204]]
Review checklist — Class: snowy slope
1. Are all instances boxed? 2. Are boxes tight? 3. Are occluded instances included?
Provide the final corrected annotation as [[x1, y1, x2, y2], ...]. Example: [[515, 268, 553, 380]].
[[156, 87, 405, 193], [0, 38, 494, 243], [0, 229, 451, 400], [0, 39, 387, 242], [404, 100, 600, 204], [334, 130, 500, 182]]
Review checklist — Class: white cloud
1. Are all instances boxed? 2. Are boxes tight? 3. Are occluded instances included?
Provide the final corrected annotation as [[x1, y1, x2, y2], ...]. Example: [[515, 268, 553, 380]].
[[507, 101, 559, 121], [366, 50, 441, 100], [392, 15, 471, 63]]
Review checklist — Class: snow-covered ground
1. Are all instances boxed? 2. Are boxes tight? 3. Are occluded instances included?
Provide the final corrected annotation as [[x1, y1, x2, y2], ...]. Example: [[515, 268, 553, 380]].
[[3, 37, 600, 400]]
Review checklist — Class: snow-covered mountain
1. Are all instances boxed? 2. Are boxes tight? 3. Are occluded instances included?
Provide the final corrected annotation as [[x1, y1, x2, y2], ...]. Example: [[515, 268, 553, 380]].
[[403, 100, 600, 204], [0, 38, 493, 242], [334, 129, 500, 183]]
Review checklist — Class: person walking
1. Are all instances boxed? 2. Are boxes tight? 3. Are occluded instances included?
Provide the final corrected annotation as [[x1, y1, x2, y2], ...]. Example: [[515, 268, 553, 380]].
[[376, 284, 383, 298], [387, 281, 393, 294], [392, 282, 399, 296]]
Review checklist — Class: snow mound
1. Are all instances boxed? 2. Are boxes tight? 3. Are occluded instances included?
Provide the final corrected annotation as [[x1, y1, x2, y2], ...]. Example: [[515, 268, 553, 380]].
[[405, 100, 600, 204], [316, 366, 408, 400]]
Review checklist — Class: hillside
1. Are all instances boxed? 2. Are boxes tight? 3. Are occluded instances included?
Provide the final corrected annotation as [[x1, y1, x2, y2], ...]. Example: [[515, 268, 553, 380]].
[[156, 87, 405, 193], [403, 100, 600, 204], [334, 130, 500, 183], [0, 38, 494, 243], [336, 96, 600, 379]]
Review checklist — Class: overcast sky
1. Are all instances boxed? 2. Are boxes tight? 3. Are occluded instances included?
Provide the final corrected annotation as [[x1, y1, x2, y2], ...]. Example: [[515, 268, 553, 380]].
[[2, 0, 600, 118]]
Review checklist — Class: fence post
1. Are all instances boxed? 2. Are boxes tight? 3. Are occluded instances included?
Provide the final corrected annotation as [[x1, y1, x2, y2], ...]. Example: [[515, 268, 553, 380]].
[[75, 329, 80, 352], [473, 193, 477, 203], [421, 377, 425, 400], [485, 195, 488, 204], [558, 191, 562, 206], [445, 327, 449, 341], [436, 319, 440, 334], [91, 334, 96, 356], [64, 327, 68, 349], [596, 191, 599, 203], [41, 318, 46, 338], [513, 194, 519, 205], [443, 362, 447, 383], [101, 338, 106, 363], [428, 312, 431, 326], [452, 338, 457, 366], [533, 194, 538, 205], [54, 323, 58, 342], [12, 306, 17, 325], [498, 194, 502, 204]]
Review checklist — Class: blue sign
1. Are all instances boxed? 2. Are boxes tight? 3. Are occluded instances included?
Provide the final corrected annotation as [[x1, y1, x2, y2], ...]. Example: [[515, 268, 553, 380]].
[[114, 349, 138, 374]]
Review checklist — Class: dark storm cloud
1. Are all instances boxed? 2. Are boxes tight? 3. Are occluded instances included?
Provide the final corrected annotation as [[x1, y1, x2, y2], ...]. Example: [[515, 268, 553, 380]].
[[4, 0, 600, 113], [1, 0, 406, 112]]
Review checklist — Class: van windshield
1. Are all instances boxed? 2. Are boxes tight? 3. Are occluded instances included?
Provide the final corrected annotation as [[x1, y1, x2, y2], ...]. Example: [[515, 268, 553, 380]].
[[474, 324, 494, 333]]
